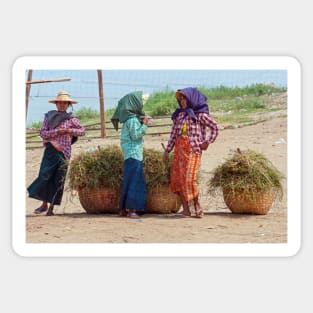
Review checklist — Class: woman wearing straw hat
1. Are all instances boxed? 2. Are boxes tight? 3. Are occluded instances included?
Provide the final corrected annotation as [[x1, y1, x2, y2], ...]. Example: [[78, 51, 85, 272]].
[[111, 91, 150, 218], [27, 91, 85, 216], [163, 87, 219, 218]]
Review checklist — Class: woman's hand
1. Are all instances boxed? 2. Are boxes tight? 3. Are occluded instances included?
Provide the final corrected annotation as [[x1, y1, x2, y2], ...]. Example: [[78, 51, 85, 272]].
[[57, 128, 67, 135], [200, 142, 209, 150], [141, 116, 149, 125], [57, 128, 73, 135]]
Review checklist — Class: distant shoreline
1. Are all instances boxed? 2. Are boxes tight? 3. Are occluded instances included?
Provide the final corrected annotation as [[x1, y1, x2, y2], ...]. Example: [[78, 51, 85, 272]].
[[26, 69, 287, 125]]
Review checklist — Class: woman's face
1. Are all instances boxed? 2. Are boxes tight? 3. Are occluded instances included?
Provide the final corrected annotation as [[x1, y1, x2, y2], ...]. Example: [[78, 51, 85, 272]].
[[56, 101, 69, 112], [180, 96, 188, 109]]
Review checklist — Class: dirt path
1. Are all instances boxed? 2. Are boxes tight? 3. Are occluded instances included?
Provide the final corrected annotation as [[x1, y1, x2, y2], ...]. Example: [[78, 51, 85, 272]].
[[25, 114, 287, 243]]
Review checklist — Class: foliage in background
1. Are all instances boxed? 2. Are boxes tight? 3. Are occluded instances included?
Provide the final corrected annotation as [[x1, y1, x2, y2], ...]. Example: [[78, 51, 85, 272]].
[[143, 83, 285, 117], [143, 88, 177, 116], [73, 107, 99, 123], [29, 121, 43, 129], [198, 84, 286, 99], [209, 98, 266, 113], [29, 84, 286, 129]]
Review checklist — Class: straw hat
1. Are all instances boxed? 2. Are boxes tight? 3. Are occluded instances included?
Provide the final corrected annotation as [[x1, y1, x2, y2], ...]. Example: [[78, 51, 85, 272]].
[[49, 91, 78, 104]]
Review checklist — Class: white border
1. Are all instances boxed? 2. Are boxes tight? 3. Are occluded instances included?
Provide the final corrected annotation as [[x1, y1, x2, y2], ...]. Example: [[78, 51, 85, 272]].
[[12, 56, 301, 257]]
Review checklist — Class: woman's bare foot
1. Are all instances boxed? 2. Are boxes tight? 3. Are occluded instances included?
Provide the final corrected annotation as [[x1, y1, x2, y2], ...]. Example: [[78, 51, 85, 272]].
[[194, 201, 204, 218], [193, 196, 204, 218], [181, 208, 191, 217], [179, 192, 191, 216]]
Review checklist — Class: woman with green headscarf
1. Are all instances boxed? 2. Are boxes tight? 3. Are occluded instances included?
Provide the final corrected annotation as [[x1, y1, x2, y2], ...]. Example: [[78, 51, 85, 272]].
[[111, 91, 149, 218]]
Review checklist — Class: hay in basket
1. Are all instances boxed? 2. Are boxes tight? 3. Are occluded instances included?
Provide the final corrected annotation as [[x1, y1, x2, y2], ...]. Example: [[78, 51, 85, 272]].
[[208, 148, 284, 215], [143, 149, 181, 214], [68, 146, 180, 214], [68, 145, 123, 214]]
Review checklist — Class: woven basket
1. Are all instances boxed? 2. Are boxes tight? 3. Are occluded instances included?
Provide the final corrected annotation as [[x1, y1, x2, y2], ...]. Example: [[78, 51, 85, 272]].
[[78, 187, 119, 214], [223, 188, 276, 215], [146, 185, 181, 214]]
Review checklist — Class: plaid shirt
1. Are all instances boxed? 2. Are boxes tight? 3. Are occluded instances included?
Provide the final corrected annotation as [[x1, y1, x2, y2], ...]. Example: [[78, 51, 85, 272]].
[[165, 112, 219, 153], [121, 116, 148, 161], [40, 116, 85, 160]]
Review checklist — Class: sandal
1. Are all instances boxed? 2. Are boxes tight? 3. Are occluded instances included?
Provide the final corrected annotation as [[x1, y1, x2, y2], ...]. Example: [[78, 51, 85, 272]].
[[195, 208, 204, 218], [34, 207, 47, 214], [127, 211, 140, 219]]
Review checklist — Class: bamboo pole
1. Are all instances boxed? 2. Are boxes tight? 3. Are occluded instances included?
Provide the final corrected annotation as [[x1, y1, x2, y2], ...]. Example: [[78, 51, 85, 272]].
[[26, 77, 71, 84], [25, 69, 33, 119], [97, 69, 106, 138]]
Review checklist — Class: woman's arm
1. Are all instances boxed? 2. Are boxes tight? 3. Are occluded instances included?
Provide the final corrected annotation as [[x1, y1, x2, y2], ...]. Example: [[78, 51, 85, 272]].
[[199, 113, 219, 144], [165, 120, 179, 153], [39, 117, 58, 139], [127, 117, 147, 141], [69, 117, 86, 137]]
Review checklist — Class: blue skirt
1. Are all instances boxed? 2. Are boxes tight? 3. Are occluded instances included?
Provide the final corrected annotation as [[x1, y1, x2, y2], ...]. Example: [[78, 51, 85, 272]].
[[120, 158, 146, 212], [27, 142, 68, 205]]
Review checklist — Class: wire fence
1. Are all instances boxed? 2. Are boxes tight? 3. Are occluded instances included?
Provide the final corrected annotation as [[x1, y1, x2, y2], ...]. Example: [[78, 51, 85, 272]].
[[26, 115, 173, 149]]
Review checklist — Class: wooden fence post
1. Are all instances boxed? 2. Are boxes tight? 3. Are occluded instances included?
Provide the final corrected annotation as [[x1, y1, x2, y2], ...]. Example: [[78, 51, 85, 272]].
[[25, 69, 33, 119], [97, 69, 106, 138]]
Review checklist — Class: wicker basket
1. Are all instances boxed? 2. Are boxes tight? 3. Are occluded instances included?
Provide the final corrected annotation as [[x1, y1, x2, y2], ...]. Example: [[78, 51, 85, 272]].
[[223, 188, 276, 215], [78, 187, 119, 214], [146, 185, 181, 214]]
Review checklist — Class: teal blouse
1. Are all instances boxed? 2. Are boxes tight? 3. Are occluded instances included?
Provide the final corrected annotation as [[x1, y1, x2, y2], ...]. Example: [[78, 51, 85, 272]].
[[121, 116, 147, 161]]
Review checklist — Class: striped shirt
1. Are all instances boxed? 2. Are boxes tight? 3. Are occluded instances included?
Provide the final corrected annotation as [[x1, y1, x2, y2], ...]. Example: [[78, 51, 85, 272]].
[[165, 112, 219, 153], [40, 116, 85, 160], [121, 116, 148, 161]]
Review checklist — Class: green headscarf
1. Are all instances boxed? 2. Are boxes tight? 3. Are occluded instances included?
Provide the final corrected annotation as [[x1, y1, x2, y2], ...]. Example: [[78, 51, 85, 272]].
[[111, 91, 145, 131]]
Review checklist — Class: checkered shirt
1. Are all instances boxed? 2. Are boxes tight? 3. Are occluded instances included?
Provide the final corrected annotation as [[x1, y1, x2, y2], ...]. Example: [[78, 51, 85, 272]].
[[40, 116, 85, 160], [165, 112, 219, 153]]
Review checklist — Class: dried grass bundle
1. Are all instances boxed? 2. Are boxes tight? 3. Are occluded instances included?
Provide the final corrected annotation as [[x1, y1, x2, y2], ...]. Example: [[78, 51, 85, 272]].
[[68, 146, 172, 190], [143, 148, 172, 188], [208, 148, 284, 200], [68, 145, 123, 190]]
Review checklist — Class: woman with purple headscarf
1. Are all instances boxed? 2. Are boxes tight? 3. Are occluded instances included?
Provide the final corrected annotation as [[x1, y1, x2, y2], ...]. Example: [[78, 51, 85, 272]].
[[163, 87, 219, 218]]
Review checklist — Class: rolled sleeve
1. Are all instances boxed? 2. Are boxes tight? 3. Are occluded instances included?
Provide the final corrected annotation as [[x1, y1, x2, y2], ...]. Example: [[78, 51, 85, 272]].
[[39, 118, 58, 139], [200, 114, 219, 144], [70, 117, 85, 137]]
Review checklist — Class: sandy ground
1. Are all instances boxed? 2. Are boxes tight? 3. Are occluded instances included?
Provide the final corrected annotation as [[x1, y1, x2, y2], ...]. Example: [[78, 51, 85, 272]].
[[26, 115, 287, 243]]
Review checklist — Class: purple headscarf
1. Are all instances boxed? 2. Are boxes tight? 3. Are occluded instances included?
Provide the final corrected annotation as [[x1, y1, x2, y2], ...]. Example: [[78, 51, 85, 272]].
[[171, 87, 209, 121]]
